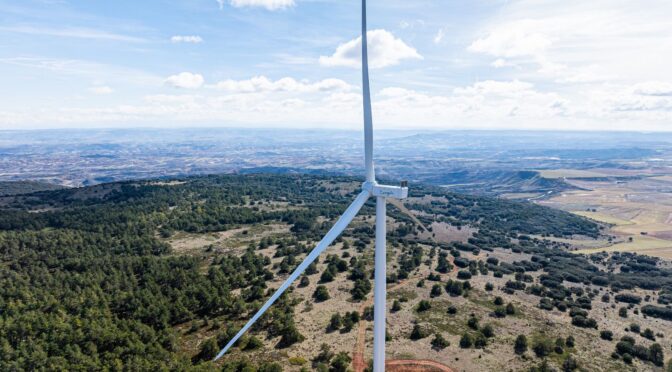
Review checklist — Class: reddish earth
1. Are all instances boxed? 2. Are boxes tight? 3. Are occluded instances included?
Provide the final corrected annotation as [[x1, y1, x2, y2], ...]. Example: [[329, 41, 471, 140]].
[[386, 360, 455, 372]]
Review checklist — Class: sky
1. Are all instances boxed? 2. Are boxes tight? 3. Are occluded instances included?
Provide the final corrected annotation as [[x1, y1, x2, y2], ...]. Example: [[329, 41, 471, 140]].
[[0, 0, 671, 131]]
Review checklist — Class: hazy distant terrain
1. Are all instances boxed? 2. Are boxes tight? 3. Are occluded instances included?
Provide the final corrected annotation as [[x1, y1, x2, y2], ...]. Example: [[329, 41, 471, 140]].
[[1, 129, 670, 194], [5, 129, 672, 260]]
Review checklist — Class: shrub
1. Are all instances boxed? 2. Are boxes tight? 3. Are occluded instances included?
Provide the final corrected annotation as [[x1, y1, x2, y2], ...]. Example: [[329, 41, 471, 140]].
[[245, 336, 264, 350], [600, 330, 613, 341], [431, 284, 443, 298], [515, 335, 528, 355], [417, 300, 432, 312], [410, 324, 429, 340], [649, 343, 665, 366], [391, 300, 402, 313], [482, 324, 495, 338], [313, 285, 330, 302], [619, 307, 628, 318], [457, 270, 472, 280], [615, 293, 642, 304], [485, 282, 494, 291], [431, 334, 450, 350], [328, 313, 342, 332], [330, 352, 351, 372], [467, 316, 479, 330], [474, 333, 488, 349], [533, 339, 553, 358], [566, 335, 575, 348], [447, 305, 457, 315], [494, 296, 504, 306], [562, 356, 579, 371], [459, 333, 473, 348], [506, 303, 516, 315]]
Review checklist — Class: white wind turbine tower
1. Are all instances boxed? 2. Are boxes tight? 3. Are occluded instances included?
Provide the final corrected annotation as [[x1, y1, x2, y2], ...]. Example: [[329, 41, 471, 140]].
[[214, 1, 408, 370]]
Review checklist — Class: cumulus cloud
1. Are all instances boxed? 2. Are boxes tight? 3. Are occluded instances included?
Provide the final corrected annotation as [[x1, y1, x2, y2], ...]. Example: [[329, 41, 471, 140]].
[[165, 72, 204, 89], [214, 76, 352, 93], [469, 21, 552, 58], [227, 0, 295, 10], [89, 86, 114, 95], [171, 35, 203, 44], [320, 29, 422, 69]]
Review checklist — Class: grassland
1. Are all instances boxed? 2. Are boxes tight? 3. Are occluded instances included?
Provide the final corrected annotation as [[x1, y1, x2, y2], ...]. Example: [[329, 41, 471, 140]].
[[538, 173, 672, 260]]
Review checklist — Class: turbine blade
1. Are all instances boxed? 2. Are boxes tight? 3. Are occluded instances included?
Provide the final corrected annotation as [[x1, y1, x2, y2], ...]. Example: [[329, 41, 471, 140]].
[[214, 190, 371, 361], [362, 0, 374, 182]]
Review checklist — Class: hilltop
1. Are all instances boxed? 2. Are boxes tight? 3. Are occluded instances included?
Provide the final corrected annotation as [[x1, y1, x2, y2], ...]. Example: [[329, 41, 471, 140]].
[[0, 174, 670, 371]]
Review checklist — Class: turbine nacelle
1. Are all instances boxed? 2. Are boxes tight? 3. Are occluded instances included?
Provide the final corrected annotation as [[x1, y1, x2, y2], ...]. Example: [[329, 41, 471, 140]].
[[364, 181, 409, 199]]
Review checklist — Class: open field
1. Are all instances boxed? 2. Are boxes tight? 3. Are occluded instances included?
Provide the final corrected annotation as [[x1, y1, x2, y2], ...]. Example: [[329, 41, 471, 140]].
[[539, 173, 672, 260], [538, 169, 610, 179]]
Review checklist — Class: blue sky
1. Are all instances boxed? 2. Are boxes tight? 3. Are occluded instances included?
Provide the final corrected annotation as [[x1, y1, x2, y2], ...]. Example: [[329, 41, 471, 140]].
[[1, 0, 671, 130]]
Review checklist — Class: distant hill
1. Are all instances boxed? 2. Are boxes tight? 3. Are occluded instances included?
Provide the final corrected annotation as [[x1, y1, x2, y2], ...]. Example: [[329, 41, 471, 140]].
[[421, 170, 577, 197], [0, 180, 65, 196]]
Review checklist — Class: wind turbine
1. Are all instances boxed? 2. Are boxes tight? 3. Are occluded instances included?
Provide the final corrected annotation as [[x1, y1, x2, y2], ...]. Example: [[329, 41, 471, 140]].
[[214, 1, 408, 370]]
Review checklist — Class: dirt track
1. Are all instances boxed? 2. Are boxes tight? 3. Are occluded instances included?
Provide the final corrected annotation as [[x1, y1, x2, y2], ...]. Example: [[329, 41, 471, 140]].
[[386, 359, 455, 372]]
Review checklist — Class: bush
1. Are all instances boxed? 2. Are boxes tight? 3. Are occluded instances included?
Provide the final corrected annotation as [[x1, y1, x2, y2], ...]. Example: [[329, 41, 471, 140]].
[[533, 339, 553, 358], [194, 338, 219, 363], [330, 352, 352, 372], [431, 284, 443, 298], [459, 333, 473, 348], [615, 293, 642, 304], [571, 315, 597, 329], [351, 279, 372, 301], [482, 324, 494, 338], [431, 334, 450, 350], [600, 330, 613, 341], [417, 300, 432, 312], [328, 313, 342, 332], [562, 356, 579, 372], [447, 305, 457, 315], [313, 285, 330, 302], [650, 343, 665, 367], [474, 333, 488, 349], [245, 336, 264, 350], [515, 335, 528, 355], [566, 335, 575, 348], [494, 296, 504, 306], [485, 282, 494, 291], [506, 303, 516, 315], [457, 270, 472, 280], [467, 316, 479, 330], [410, 324, 429, 340], [391, 300, 402, 312]]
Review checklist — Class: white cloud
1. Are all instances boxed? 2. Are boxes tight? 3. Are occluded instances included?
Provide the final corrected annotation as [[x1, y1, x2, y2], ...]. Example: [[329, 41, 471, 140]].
[[165, 72, 204, 89], [216, 0, 225, 10], [319, 29, 422, 69], [228, 0, 295, 11], [89, 86, 114, 95], [454, 80, 534, 96], [468, 0, 672, 84], [214, 76, 352, 93], [469, 21, 552, 58], [171, 35, 203, 44], [632, 82, 672, 97]]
